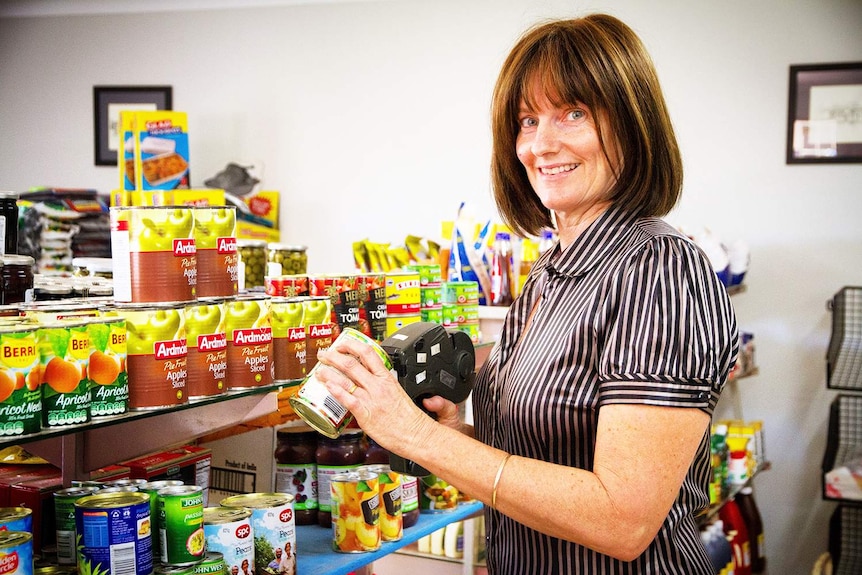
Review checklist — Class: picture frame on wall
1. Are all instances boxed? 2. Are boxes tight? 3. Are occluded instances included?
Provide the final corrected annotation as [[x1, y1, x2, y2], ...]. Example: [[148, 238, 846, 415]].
[[786, 62, 862, 164], [94, 85, 172, 166]]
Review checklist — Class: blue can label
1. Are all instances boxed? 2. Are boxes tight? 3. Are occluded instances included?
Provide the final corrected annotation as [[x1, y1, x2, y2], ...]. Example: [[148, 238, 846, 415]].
[[76, 493, 153, 575]]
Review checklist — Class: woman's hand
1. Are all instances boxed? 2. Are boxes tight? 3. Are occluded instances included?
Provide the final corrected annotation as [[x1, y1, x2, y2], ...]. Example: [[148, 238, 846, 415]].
[[422, 396, 466, 433]]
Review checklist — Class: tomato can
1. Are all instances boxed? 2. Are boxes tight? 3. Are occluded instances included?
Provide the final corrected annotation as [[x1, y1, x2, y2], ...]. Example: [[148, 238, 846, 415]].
[[0, 531, 33, 575], [0, 508, 32, 533], [356, 274, 386, 342], [75, 491, 153, 575], [184, 300, 227, 398], [224, 296, 272, 390], [38, 320, 92, 428], [219, 494, 295, 575], [113, 303, 188, 410], [0, 326, 41, 437], [87, 317, 128, 418], [110, 206, 197, 303], [308, 274, 359, 339], [330, 470, 380, 553], [301, 296, 331, 372], [193, 552, 226, 575], [264, 275, 308, 298], [270, 297, 306, 383], [157, 485, 206, 566], [202, 507, 252, 575], [360, 464, 402, 541], [289, 328, 392, 439], [192, 207, 238, 299], [53, 487, 99, 565]]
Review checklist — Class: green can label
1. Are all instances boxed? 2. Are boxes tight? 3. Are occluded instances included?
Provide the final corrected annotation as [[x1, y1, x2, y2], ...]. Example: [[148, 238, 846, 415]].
[[54, 487, 98, 565], [0, 327, 42, 436], [158, 486, 206, 565], [38, 323, 91, 427], [88, 319, 129, 417]]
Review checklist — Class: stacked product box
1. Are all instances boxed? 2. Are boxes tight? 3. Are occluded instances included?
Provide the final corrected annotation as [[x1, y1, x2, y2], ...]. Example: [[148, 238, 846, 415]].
[[121, 445, 212, 505]]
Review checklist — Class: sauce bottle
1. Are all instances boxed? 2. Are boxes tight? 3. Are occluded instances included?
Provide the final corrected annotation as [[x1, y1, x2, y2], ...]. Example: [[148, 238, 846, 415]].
[[736, 487, 766, 573], [720, 499, 752, 575]]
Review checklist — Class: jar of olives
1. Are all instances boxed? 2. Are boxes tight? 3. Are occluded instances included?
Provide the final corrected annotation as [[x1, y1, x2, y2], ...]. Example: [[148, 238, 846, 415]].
[[237, 239, 267, 290], [267, 243, 308, 276]]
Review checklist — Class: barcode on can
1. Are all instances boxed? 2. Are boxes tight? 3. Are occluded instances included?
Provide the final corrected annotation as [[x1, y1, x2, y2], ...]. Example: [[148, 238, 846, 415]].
[[110, 542, 137, 575], [323, 395, 347, 421]]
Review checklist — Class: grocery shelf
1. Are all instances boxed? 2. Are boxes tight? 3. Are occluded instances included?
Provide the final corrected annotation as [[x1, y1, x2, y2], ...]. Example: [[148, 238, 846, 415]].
[[296, 500, 483, 575], [698, 461, 772, 524]]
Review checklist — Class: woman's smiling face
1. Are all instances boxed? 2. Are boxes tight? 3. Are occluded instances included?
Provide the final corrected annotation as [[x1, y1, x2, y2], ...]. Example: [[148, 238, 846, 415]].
[[515, 84, 619, 225]]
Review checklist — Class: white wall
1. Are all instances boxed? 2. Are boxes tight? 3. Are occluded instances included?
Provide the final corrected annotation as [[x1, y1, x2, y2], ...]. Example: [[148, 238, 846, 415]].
[[2, 0, 862, 571]]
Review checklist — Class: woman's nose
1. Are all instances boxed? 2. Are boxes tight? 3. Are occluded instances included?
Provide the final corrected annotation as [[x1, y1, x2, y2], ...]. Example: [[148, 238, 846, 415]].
[[531, 120, 561, 156]]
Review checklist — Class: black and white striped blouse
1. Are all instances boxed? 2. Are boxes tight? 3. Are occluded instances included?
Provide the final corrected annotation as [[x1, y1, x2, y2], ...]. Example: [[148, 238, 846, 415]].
[[473, 206, 738, 574]]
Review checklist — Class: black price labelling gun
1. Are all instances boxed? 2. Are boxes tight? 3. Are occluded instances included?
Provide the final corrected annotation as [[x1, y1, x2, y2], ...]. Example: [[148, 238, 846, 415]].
[[379, 322, 476, 477]]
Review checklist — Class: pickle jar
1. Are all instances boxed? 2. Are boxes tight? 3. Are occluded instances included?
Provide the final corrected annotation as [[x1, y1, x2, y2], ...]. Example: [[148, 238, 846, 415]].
[[267, 243, 308, 276], [275, 425, 319, 525], [236, 239, 267, 291], [315, 430, 365, 528], [1, 254, 34, 305]]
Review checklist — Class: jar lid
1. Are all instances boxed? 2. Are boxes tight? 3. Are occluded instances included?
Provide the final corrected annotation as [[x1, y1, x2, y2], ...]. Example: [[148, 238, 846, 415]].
[[236, 239, 267, 248], [72, 257, 113, 274], [1, 255, 34, 266], [268, 243, 307, 252]]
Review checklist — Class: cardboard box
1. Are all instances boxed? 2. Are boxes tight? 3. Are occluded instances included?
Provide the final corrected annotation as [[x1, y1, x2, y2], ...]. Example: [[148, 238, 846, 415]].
[[88, 464, 131, 482], [120, 110, 191, 191], [235, 190, 280, 243], [0, 465, 61, 507], [9, 474, 63, 553], [121, 445, 211, 504], [199, 427, 276, 504], [110, 188, 226, 208]]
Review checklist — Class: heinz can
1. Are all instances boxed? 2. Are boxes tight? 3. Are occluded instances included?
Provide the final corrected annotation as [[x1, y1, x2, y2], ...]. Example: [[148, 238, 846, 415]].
[[87, 317, 128, 418], [0, 326, 41, 437], [75, 491, 153, 575], [38, 321, 92, 428], [360, 464, 402, 541], [270, 297, 306, 383], [0, 531, 33, 575], [219, 494, 295, 575], [308, 274, 359, 339], [192, 207, 238, 299], [289, 328, 393, 439], [53, 488, 99, 565], [224, 296, 273, 390], [330, 470, 380, 553], [158, 485, 206, 565], [184, 300, 227, 398], [193, 552, 226, 575], [265, 275, 308, 298], [0, 508, 32, 533], [114, 303, 188, 409], [110, 206, 197, 303], [356, 274, 386, 342], [202, 507, 252, 575], [301, 296, 332, 372]]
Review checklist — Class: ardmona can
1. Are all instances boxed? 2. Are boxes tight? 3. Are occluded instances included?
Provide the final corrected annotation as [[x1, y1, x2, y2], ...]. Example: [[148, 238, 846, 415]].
[[158, 485, 206, 565]]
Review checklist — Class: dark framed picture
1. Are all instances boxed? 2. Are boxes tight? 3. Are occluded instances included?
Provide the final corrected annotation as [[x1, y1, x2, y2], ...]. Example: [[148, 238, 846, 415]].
[[93, 85, 172, 166], [786, 62, 862, 164]]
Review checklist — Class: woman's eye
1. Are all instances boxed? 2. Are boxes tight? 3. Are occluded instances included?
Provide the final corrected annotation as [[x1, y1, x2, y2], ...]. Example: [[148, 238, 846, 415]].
[[567, 109, 586, 121], [519, 116, 537, 128]]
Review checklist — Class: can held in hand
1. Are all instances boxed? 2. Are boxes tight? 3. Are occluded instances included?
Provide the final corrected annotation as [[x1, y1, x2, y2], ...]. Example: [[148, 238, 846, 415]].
[[289, 328, 392, 439], [331, 470, 380, 553], [219, 493, 295, 575], [158, 485, 206, 566]]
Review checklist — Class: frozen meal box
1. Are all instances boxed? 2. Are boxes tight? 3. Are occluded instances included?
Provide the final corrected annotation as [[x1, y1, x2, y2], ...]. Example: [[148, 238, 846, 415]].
[[121, 110, 191, 191]]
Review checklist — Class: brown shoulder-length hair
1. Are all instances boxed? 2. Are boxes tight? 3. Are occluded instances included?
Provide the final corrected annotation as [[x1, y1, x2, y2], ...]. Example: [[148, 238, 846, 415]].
[[490, 14, 683, 237]]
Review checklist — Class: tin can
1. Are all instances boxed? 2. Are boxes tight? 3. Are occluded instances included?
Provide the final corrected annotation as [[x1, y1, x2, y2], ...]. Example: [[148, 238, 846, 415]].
[[34, 566, 76, 575], [219, 494, 295, 575], [442, 281, 479, 304], [139, 480, 184, 555], [38, 320, 92, 428], [54, 488, 99, 565], [270, 297, 306, 383], [384, 272, 421, 315], [385, 313, 421, 338], [420, 306, 443, 324], [0, 326, 42, 437], [96, 486, 139, 494], [20, 301, 101, 323], [224, 296, 272, 390], [87, 317, 128, 418], [236, 240, 267, 291], [419, 474, 459, 512], [356, 274, 386, 342], [301, 296, 331, 372], [158, 485, 206, 565], [110, 206, 197, 303], [264, 275, 308, 298], [192, 207, 238, 299], [202, 508, 252, 575], [420, 285, 442, 308], [0, 531, 33, 575], [75, 491, 153, 575], [360, 464, 402, 541], [404, 264, 442, 287], [289, 328, 393, 438], [184, 300, 227, 398], [154, 565, 195, 575], [104, 479, 149, 488], [308, 274, 359, 339], [114, 303, 188, 410], [0, 508, 32, 533], [330, 470, 380, 553], [193, 552, 226, 575]]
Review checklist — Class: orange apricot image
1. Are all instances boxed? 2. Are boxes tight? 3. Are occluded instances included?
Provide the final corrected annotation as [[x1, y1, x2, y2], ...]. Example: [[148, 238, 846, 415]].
[[0, 370, 16, 402], [14, 372, 25, 390], [26, 364, 44, 391], [44, 357, 82, 394], [89, 351, 120, 385]]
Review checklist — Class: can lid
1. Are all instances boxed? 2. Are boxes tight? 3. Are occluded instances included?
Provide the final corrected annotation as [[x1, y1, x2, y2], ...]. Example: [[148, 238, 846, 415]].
[[0, 531, 32, 546], [72, 257, 113, 274]]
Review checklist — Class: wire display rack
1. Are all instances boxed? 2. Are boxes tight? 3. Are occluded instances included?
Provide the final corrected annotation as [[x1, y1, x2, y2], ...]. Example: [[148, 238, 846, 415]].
[[827, 286, 862, 390]]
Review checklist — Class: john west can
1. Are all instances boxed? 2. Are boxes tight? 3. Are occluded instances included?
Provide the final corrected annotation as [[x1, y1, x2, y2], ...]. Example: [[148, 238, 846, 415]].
[[219, 494, 295, 575], [75, 491, 153, 575], [0, 531, 33, 575], [158, 485, 206, 565]]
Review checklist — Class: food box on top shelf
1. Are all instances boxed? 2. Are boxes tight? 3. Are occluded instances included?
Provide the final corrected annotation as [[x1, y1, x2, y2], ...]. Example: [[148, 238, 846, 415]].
[[110, 188, 226, 208], [235, 190, 280, 243], [120, 445, 211, 504], [0, 464, 60, 507], [120, 110, 191, 191], [199, 427, 276, 504]]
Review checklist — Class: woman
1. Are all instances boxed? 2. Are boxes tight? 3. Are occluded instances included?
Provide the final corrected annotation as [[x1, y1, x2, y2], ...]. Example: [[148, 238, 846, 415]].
[[317, 13, 737, 574]]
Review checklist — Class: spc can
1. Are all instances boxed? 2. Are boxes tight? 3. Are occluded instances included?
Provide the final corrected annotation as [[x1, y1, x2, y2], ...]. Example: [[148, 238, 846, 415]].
[[289, 328, 393, 439], [202, 507, 252, 575], [158, 485, 206, 565], [53, 487, 99, 565], [75, 491, 153, 575], [219, 493, 295, 575], [330, 470, 380, 553], [0, 531, 33, 575]]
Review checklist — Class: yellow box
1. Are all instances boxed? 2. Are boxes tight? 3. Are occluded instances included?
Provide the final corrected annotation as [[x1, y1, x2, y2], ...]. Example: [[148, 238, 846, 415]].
[[120, 110, 191, 191], [111, 189, 226, 207], [239, 190, 279, 229], [237, 220, 280, 243]]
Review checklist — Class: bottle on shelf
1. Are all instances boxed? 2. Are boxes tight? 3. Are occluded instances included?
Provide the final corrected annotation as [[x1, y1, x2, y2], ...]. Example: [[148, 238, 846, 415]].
[[719, 499, 752, 575], [489, 231, 513, 306], [702, 520, 734, 575], [735, 487, 766, 574], [538, 229, 555, 255]]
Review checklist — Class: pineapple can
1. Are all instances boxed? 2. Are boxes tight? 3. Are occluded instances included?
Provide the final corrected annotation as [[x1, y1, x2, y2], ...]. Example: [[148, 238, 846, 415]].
[[75, 491, 153, 575]]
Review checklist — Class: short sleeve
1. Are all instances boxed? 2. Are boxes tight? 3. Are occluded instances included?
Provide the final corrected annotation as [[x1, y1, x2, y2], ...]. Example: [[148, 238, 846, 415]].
[[597, 235, 738, 413]]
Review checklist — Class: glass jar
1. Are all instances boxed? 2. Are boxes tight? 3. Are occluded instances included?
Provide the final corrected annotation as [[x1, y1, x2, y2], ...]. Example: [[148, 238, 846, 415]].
[[365, 437, 420, 528], [315, 430, 365, 528], [1, 255, 34, 304], [236, 239, 267, 290], [0, 191, 19, 255], [274, 425, 319, 525], [267, 244, 308, 276]]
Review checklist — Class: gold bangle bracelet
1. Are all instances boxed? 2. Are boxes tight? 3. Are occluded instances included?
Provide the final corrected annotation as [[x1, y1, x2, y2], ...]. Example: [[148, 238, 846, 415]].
[[491, 453, 513, 509]]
